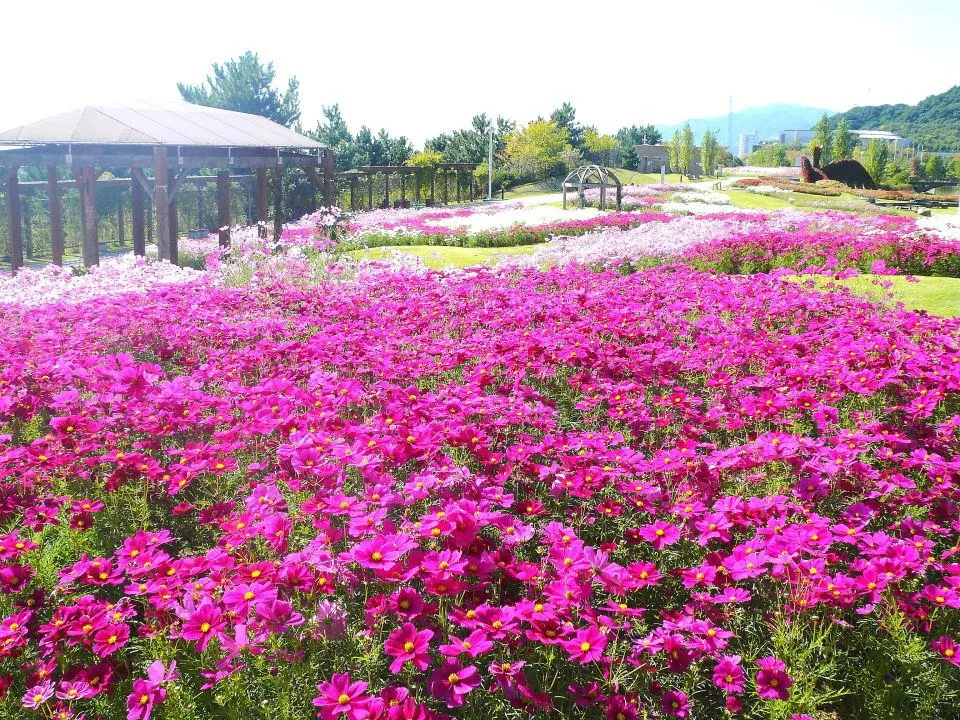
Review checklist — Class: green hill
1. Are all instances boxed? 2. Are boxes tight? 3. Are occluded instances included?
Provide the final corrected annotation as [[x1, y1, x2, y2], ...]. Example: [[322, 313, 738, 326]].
[[833, 86, 960, 151]]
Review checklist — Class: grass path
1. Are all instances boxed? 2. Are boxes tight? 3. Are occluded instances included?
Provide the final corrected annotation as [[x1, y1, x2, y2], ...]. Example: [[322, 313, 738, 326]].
[[350, 244, 542, 269], [788, 274, 960, 317]]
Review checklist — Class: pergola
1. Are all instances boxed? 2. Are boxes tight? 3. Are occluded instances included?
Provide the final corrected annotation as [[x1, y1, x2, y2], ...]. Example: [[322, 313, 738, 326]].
[[0, 101, 335, 273], [562, 165, 622, 210]]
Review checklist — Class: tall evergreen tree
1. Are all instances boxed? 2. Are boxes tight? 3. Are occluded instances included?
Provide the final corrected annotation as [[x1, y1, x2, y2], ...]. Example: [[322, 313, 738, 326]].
[[550, 103, 585, 151], [831, 117, 854, 162], [809, 113, 832, 165], [178, 51, 301, 127]]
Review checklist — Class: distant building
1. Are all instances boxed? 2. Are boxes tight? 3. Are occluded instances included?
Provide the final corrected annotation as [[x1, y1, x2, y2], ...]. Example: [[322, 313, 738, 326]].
[[737, 133, 759, 158], [779, 129, 815, 146], [851, 129, 911, 150], [634, 144, 671, 173]]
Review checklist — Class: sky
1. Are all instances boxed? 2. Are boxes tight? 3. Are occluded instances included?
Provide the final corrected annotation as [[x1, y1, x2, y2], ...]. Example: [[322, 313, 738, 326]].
[[2, 0, 959, 146]]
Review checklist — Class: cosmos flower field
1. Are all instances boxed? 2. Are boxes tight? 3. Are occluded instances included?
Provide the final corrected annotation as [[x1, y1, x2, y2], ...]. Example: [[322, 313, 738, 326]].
[[1, 201, 959, 720]]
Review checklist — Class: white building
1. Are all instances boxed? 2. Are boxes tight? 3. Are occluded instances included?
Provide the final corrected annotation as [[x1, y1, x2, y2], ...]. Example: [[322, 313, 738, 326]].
[[779, 129, 815, 146], [738, 133, 759, 158], [851, 129, 911, 150]]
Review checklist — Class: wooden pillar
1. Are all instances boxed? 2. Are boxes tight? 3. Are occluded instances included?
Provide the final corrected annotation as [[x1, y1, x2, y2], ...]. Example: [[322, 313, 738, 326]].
[[147, 200, 154, 244], [23, 196, 32, 259], [322, 148, 336, 207], [430, 170, 436, 204], [400, 173, 406, 202], [350, 176, 358, 211], [168, 195, 179, 266], [131, 177, 145, 256], [456, 172, 462, 203], [4, 168, 23, 274], [80, 166, 99, 267], [217, 171, 231, 247], [47, 166, 64, 266], [117, 192, 125, 247], [442, 169, 448, 205], [367, 173, 374, 209], [273, 167, 283, 239], [384, 173, 390, 208], [256, 168, 268, 238], [154, 146, 171, 261]]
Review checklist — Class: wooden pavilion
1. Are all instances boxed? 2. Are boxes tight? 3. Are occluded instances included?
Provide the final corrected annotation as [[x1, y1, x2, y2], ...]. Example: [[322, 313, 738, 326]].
[[0, 101, 335, 273]]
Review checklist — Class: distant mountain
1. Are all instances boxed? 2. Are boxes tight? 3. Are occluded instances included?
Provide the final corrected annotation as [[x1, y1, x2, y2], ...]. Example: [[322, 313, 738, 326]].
[[656, 104, 831, 152], [832, 85, 960, 152]]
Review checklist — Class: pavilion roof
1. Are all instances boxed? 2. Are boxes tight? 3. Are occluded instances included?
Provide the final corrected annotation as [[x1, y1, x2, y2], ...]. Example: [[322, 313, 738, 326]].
[[0, 101, 321, 149]]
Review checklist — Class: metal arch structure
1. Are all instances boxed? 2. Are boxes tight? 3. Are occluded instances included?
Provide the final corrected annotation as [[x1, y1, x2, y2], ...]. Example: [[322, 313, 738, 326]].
[[561, 164, 622, 210]]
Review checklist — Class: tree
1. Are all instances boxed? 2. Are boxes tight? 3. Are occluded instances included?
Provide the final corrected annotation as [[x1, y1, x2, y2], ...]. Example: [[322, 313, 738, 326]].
[[808, 113, 832, 165], [884, 159, 911, 186], [504, 120, 572, 176], [621, 144, 639, 170], [924, 153, 945, 179], [178, 51, 300, 127], [679, 123, 696, 176], [948, 154, 960, 181], [831, 117, 853, 162], [746, 143, 789, 167], [426, 114, 514, 165], [862, 139, 890, 184], [701, 129, 720, 176], [616, 124, 662, 148], [550, 103, 585, 151], [309, 105, 355, 170], [584, 127, 619, 165], [669, 130, 682, 175]]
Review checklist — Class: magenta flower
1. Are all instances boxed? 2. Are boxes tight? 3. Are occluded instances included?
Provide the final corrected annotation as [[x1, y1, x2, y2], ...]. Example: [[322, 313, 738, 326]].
[[756, 656, 793, 700], [313, 673, 370, 720], [384, 622, 434, 673], [126, 679, 166, 720], [931, 636, 960, 667], [638, 520, 680, 549], [712, 655, 745, 693], [428, 660, 480, 708], [661, 690, 689, 717], [92, 623, 130, 656], [562, 625, 608, 664], [22, 681, 54, 709], [181, 602, 225, 651]]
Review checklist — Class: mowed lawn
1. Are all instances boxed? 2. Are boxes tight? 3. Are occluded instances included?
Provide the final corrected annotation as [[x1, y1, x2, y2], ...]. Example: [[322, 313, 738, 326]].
[[350, 244, 542, 268], [789, 274, 960, 317]]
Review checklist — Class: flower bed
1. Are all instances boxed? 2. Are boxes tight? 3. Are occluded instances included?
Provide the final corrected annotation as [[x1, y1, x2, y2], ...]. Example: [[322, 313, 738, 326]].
[[1, 265, 959, 720]]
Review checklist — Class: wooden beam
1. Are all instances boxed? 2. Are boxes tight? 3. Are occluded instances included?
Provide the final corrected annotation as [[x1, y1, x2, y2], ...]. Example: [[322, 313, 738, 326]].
[[4, 167, 23, 274], [217, 170, 230, 247], [256, 168, 268, 238], [168, 168, 190, 200], [80, 166, 99, 267], [47, 166, 64, 266], [154, 146, 171, 262], [131, 176, 145, 256], [272, 167, 283, 239], [131, 168, 156, 203]]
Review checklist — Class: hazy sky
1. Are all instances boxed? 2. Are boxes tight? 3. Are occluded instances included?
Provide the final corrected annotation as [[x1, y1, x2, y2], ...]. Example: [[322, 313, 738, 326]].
[[3, 0, 958, 145]]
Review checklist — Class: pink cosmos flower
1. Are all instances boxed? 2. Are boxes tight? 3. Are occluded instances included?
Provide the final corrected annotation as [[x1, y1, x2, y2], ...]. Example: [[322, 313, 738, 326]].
[[428, 661, 480, 708], [181, 602, 225, 651], [931, 636, 960, 666], [661, 690, 689, 717], [22, 681, 54, 709], [313, 673, 370, 720], [563, 625, 608, 664], [756, 656, 793, 700], [438, 629, 494, 658], [384, 622, 434, 673], [712, 655, 745, 693], [92, 623, 130, 656], [638, 520, 680, 549]]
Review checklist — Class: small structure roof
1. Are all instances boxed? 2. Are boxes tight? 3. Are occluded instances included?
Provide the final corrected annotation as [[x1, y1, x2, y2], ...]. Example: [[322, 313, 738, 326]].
[[0, 100, 321, 148]]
